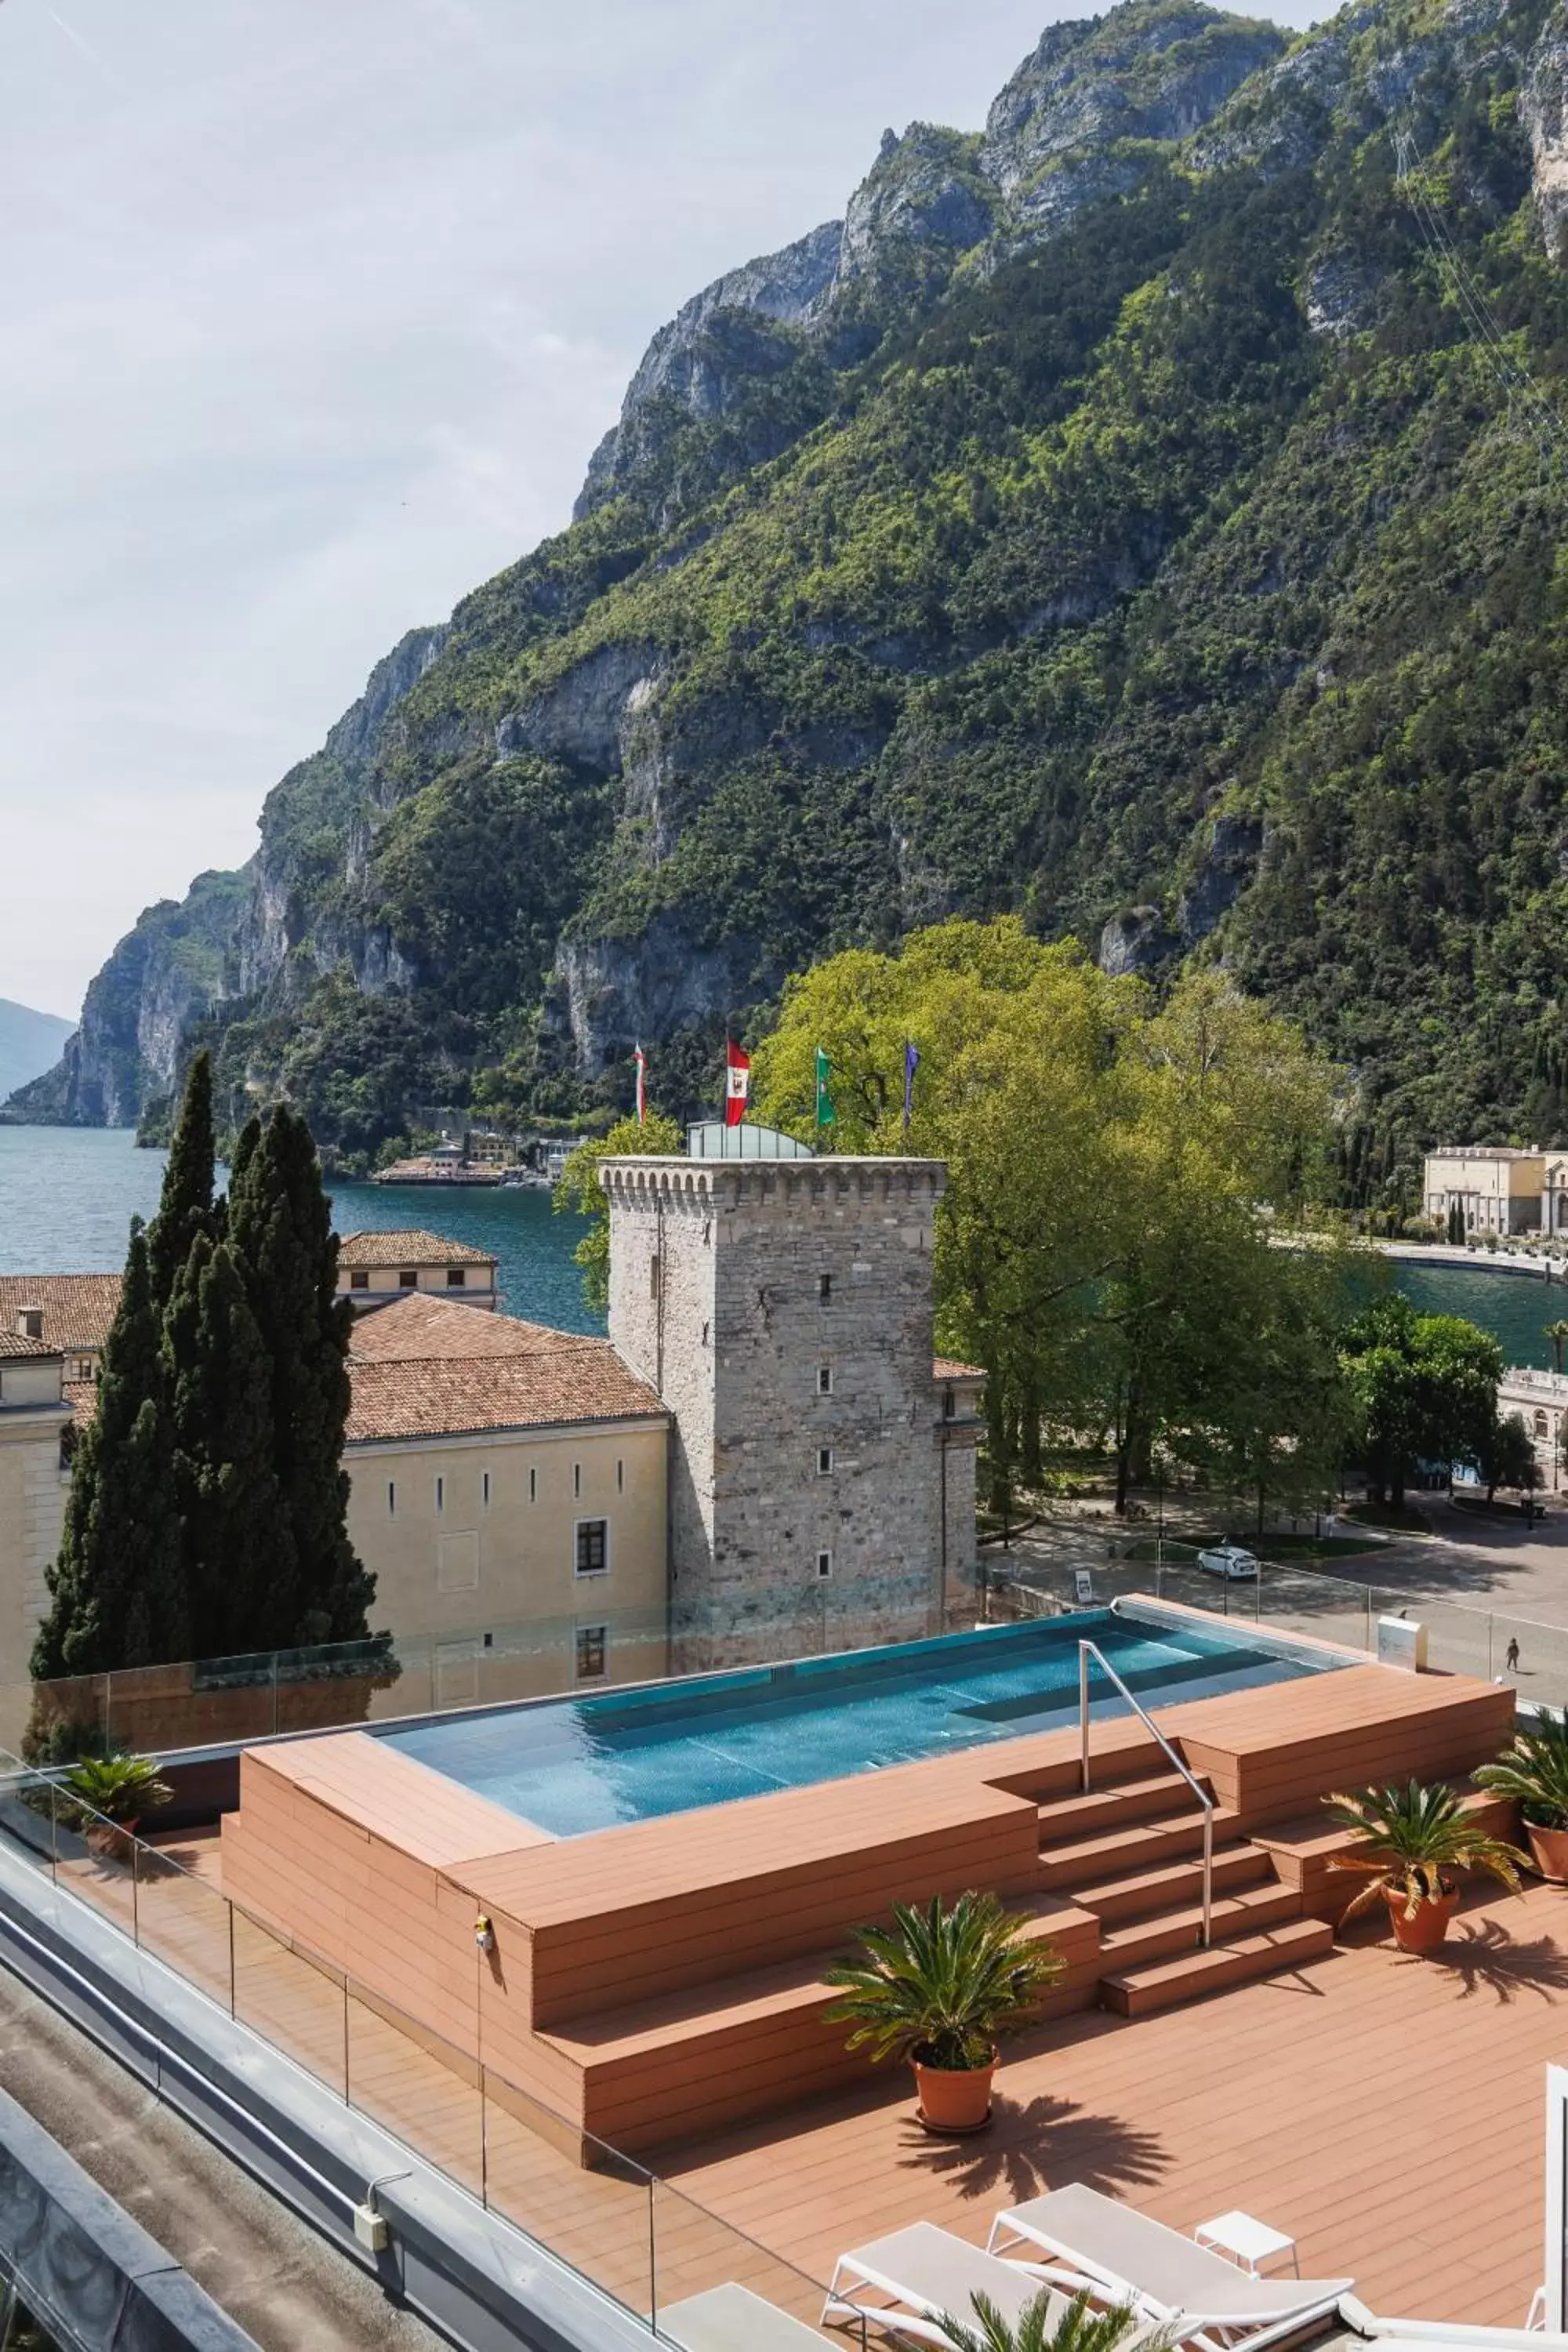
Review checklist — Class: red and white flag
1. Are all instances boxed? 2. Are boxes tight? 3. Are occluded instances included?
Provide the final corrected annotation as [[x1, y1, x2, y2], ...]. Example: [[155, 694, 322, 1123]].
[[634, 1043, 647, 1127], [724, 1039, 750, 1127]]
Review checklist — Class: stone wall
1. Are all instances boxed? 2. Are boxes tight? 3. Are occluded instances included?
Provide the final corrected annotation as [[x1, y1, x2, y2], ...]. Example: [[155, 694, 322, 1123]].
[[604, 1155, 949, 1666]]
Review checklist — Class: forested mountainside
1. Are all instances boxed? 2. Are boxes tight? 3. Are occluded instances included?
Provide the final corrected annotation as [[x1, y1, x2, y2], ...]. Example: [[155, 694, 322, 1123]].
[[17, 0, 1568, 1202]]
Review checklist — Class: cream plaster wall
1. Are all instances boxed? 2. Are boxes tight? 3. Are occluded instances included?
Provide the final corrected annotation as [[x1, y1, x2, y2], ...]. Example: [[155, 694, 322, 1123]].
[[0, 1405, 69, 1699], [344, 1418, 669, 1685]]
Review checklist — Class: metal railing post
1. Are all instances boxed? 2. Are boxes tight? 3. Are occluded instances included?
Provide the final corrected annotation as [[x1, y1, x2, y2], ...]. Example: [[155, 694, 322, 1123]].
[[1079, 1637, 1212, 1948], [1201, 1805, 1213, 1949], [1079, 1642, 1091, 1793]]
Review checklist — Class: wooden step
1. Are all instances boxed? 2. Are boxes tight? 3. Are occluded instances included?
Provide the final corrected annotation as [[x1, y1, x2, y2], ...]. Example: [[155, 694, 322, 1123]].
[[1097, 1881, 1304, 1972], [1040, 1807, 1243, 1892], [1100, 1916, 1335, 2017], [1035, 1772, 1206, 1841], [1072, 1842, 1273, 1924]]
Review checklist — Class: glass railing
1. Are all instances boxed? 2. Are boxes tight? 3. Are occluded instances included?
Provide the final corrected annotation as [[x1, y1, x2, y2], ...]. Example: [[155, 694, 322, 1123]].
[[0, 1754, 868, 2348]]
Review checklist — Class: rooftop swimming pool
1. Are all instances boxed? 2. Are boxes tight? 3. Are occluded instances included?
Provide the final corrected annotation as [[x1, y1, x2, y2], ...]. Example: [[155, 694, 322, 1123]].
[[377, 1606, 1348, 1838]]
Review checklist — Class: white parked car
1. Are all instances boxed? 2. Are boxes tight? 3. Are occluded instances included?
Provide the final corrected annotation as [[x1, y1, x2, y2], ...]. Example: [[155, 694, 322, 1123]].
[[1196, 1541, 1260, 1581]]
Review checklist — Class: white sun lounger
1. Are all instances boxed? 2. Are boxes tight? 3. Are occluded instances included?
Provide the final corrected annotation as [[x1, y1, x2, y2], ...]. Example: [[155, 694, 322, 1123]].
[[822, 2220, 1140, 2348], [659, 2280, 834, 2350], [988, 2186, 1354, 2352]]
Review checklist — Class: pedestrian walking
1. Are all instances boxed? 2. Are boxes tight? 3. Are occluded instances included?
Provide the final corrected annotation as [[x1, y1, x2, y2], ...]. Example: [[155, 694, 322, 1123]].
[[1506, 1635, 1521, 1673]]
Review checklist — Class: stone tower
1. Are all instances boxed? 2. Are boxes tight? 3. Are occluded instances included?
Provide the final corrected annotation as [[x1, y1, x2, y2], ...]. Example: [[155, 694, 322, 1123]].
[[601, 1151, 976, 1666]]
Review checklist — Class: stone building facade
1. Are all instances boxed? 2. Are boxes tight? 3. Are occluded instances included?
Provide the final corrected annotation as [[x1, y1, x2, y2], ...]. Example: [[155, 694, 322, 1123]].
[[602, 1152, 978, 1665], [0, 1327, 70, 1701]]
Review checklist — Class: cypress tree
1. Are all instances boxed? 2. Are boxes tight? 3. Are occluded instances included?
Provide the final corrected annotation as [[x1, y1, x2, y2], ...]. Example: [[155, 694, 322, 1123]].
[[147, 1049, 218, 1312], [228, 1105, 375, 1646], [164, 1232, 292, 1658], [32, 1222, 188, 1676]]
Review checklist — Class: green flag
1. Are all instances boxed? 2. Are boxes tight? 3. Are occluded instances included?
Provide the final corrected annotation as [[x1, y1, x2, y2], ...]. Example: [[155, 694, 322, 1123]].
[[815, 1047, 837, 1127]]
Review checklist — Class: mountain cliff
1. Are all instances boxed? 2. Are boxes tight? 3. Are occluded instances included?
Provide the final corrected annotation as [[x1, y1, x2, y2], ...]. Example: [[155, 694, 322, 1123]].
[[0, 1000, 74, 1105], [21, 0, 1568, 1203]]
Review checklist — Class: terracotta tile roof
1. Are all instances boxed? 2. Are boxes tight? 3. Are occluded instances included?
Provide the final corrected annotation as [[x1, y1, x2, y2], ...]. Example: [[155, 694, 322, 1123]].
[[0, 1274, 122, 1352], [0, 1328, 59, 1359], [933, 1357, 984, 1381], [346, 1349, 665, 1444], [64, 1379, 97, 1424], [347, 1293, 576, 1364], [336, 1229, 495, 1269]]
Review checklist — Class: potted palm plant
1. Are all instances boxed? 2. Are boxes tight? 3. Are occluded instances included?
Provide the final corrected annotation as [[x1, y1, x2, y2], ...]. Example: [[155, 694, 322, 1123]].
[[939, 2288, 1166, 2352], [1475, 1708, 1568, 1882], [823, 1891, 1062, 2132], [1324, 1778, 1526, 1952], [62, 1753, 172, 1857]]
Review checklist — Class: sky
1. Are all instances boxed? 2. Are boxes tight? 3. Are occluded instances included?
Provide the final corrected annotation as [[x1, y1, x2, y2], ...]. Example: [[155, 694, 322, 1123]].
[[0, 0, 1316, 1022]]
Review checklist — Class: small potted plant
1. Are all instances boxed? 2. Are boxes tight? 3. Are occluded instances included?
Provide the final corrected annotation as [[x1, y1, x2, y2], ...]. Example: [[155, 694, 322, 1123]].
[[823, 1891, 1062, 2132], [1475, 1709, 1568, 1882], [62, 1752, 172, 1858], [1324, 1778, 1526, 1953]]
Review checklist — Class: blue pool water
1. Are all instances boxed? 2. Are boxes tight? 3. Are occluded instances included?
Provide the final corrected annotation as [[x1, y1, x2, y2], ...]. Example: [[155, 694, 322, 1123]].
[[379, 1608, 1345, 1838]]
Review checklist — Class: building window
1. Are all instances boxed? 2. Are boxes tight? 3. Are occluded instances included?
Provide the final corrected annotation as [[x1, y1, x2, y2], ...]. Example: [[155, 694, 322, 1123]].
[[650, 1255, 662, 1301], [435, 1475, 445, 1515], [350, 1269, 369, 1291], [616, 1457, 624, 1493], [818, 1363, 833, 1396], [575, 1624, 608, 1681], [387, 1482, 396, 1516], [943, 1386, 956, 1421], [398, 1268, 418, 1289], [817, 1446, 833, 1476], [529, 1465, 537, 1504], [816, 1548, 833, 1580], [573, 1461, 582, 1499], [447, 1267, 466, 1288], [575, 1518, 609, 1577], [482, 1470, 492, 1508], [819, 1273, 832, 1304]]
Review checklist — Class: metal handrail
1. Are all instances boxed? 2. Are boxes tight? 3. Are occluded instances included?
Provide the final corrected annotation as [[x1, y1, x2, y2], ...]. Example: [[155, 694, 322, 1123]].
[[1078, 1640, 1214, 1948]]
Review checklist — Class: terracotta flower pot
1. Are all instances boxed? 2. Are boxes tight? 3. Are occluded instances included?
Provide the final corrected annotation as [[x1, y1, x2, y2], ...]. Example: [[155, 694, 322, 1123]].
[[84, 1816, 137, 1860], [1385, 1884, 1458, 1953], [913, 2051, 996, 2132], [1526, 1822, 1568, 1884]]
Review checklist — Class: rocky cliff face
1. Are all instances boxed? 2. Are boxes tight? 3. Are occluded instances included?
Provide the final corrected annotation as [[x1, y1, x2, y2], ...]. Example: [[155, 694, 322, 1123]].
[[31, 0, 1568, 1170]]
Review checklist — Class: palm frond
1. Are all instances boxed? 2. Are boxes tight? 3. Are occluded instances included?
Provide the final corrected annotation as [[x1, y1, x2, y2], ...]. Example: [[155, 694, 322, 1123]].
[[1475, 1710, 1568, 1829], [937, 2291, 1165, 2352], [823, 1892, 1064, 2071], [1323, 1777, 1526, 1907]]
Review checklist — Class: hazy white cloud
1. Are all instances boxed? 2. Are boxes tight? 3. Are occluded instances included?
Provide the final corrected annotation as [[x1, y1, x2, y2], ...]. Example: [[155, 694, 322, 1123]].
[[0, 0, 1314, 1017]]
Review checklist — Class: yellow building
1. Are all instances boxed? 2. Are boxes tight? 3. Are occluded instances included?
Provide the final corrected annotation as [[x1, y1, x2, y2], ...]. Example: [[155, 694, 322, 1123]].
[[0, 1322, 70, 1701], [335, 1230, 499, 1315], [343, 1292, 670, 1696], [1423, 1148, 1547, 1234]]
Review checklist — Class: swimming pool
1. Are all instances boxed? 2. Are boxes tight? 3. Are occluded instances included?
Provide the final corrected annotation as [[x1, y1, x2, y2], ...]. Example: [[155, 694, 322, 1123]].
[[377, 1606, 1347, 1838]]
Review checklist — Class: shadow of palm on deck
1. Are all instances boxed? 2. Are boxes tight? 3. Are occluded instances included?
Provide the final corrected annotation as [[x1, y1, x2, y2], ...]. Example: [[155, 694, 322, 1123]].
[[1417, 1917, 1568, 2003], [898, 2090, 1168, 2207]]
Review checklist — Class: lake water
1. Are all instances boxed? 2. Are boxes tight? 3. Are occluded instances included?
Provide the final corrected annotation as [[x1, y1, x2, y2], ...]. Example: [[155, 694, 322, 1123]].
[[2, 1126, 1565, 1361], [0, 1127, 600, 1334]]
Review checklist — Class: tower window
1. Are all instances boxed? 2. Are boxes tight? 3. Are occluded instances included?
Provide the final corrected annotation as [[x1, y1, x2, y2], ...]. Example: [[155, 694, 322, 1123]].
[[816, 1549, 833, 1580], [573, 1461, 582, 1499], [819, 1273, 832, 1304], [616, 1457, 624, 1493], [435, 1475, 445, 1515], [387, 1482, 396, 1516], [818, 1363, 833, 1396], [482, 1470, 492, 1508], [650, 1254, 662, 1301], [528, 1465, 537, 1504], [817, 1446, 833, 1476]]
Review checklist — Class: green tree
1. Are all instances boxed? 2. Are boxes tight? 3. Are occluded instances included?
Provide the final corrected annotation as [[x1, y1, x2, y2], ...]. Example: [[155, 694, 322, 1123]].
[[164, 1232, 290, 1656], [1341, 1294, 1503, 1508], [1474, 1411, 1541, 1506], [146, 1049, 218, 1312], [554, 1109, 684, 1312], [1547, 1319, 1568, 1377], [32, 1223, 187, 1675], [227, 1105, 374, 1648]]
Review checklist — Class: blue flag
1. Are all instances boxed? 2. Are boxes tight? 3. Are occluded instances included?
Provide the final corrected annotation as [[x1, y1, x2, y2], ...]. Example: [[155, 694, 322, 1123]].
[[903, 1040, 920, 1134]]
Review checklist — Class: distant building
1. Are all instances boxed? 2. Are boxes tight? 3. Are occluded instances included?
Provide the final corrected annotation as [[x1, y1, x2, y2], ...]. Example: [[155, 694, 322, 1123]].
[[1422, 1148, 1568, 1235], [335, 1229, 499, 1313], [0, 1275, 122, 1383]]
